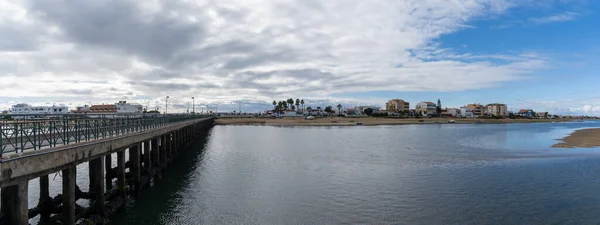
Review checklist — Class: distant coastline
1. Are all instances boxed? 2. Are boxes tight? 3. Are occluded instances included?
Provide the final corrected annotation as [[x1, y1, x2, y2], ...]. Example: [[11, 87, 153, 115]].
[[215, 117, 575, 126]]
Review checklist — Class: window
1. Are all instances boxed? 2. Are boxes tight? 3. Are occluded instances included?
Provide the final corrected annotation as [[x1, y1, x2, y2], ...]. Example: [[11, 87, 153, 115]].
[[59, 109, 62, 112], [54, 109, 57, 112]]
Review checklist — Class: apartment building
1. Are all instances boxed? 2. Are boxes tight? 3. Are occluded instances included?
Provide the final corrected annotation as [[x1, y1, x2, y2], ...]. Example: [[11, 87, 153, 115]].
[[416, 102, 437, 116], [385, 99, 410, 113], [465, 104, 484, 117], [486, 103, 508, 117]]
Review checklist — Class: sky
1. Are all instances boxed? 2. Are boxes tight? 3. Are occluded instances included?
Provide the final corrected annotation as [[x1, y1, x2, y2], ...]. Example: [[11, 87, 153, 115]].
[[0, 0, 599, 115]]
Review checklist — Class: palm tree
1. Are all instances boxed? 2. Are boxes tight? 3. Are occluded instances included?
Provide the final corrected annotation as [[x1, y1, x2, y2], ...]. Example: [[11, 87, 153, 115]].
[[287, 98, 294, 110], [272, 101, 276, 110], [283, 102, 288, 111], [316, 106, 322, 115], [337, 104, 342, 116], [306, 106, 312, 115], [295, 99, 300, 112], [300, 99, 305, 113], [325, 106, 333, 115]]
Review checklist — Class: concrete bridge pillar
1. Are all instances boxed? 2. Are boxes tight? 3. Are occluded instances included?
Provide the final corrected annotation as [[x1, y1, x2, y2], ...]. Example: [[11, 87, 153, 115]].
[[63, 165, 76, 225], [1, 180, 29, 225], [105, 153, 113, 191], [116, 150, 126, 193], [39, 174, 51, 220], [129, 144, 141, 197], [90, 157, 106, 216], [160, 135, 167, 168], [167, 133, 172, 162], [143, 140, 151, 172], [151, 138, 160, 168]]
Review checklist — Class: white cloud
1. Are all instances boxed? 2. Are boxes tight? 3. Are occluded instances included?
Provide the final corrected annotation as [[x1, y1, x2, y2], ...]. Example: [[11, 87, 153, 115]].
[[529, 12, 580, 24], [0, 0, 552, 112]]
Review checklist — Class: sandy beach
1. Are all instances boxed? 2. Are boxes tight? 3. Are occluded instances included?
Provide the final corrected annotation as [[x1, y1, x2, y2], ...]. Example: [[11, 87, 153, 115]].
[[553, 128, 600, 148], [216, 117, 567, 126]]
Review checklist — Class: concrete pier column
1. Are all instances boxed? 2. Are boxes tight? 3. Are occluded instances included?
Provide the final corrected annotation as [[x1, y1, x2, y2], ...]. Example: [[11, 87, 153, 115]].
[[63, 165, 76, 225], [116, 150, 126, 192], [160, 135, 167, 168], [151, 138, 160, 168], [39, 174, 51, 220], [129, 144, 141, 197], [144, 140, 151, 172], [90, 157, 106, 216], [105, 153, 113, 191], [1, 181, 29, 225], [167, 133, 172, 162]]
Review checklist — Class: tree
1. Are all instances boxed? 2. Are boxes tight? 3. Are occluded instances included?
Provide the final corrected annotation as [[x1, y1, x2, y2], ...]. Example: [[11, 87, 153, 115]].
[[316, 106, 322, 115], [337, 104, 342, 115], [436, 99, 442, 116], [364, 108, 374, 116], [306, 106, 312, 115], [300, 99, 305, 113], [272, 101, 277, 110], [283, 102, 288, 111], [291, 105, 296, 111], [325, 106, 333, 115], [287, 99, 294, 110], [295, 99, 300, 111]]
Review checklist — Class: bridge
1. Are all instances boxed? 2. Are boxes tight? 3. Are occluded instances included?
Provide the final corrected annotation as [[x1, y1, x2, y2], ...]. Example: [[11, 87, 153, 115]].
[[0, 114, 215, 225]]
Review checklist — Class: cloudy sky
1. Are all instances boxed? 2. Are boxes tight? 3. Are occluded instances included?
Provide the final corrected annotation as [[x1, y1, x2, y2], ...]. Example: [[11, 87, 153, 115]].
[[1, 0, 599, 114]]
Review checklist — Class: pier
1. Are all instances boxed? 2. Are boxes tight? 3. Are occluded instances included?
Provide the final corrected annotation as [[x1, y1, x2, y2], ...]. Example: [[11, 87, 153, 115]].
[[0, 114, 215, 225]]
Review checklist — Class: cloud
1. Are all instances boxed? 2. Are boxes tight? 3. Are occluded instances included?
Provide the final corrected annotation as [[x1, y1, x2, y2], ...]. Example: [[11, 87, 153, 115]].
[[0, 0, 555, 112], [529, 12, 580, 24]]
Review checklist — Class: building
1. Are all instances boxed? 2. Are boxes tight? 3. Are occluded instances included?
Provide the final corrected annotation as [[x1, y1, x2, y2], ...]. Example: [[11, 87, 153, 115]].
[[89, 104, 117, 113], [442, 108, 461, 117], [536, 112, 549, 118], [460, 107, 474, 118], [465, 104, 484, 117], [518, 109, 535, 117], [415, 102, 437, 116], [386, 99, 410, 113], [486, 103, 508, 117], [115, 101, 143, 114], [8, 103, 69, 118], [344, 108, 359, 115]]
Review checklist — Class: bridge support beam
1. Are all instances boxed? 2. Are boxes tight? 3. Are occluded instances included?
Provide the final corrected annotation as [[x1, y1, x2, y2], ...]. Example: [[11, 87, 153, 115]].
[[105, 153, 113, 191], [117, 150, 126, 194], [129, 144, 141, 197], [1, 180, 29, 225], [143, 141, 151, 172], [162, 135, 168, 168], [151, 138, 159, 168], [63, 165, 76, 225], [39, 174, 51, 220], [90, 157, 106, 216], [167, 133, 172, 163]]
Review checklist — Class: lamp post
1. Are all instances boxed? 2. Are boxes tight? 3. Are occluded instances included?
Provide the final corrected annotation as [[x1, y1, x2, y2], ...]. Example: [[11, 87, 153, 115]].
[[192, 97, 195, 114], [165, 96, 169, 115]]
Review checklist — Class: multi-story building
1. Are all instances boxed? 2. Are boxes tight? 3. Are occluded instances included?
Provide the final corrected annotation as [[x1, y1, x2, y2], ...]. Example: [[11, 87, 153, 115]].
[[89, 104, 117, 113], [486, 103, 508, 117], [8, 103, 69, 118], [415, 102, 437, 116], [442, 108, 461, 117], [115, 101, 143, 114], [465, 104, 484, 117], [386, 99, 410, 113], [460, 107, 474, 118]]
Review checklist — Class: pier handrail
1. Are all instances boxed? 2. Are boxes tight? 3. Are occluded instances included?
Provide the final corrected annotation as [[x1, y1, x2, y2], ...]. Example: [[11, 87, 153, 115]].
[[0, 113, 213, 156]]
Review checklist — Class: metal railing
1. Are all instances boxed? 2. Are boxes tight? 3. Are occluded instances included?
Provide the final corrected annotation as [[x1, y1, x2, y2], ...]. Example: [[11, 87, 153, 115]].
[[0, 113, 212, 156]]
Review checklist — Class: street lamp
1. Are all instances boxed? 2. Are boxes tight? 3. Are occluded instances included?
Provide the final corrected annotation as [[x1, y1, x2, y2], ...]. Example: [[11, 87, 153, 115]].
[[165, 96, 169, 115], [192, 97, 195, 114]]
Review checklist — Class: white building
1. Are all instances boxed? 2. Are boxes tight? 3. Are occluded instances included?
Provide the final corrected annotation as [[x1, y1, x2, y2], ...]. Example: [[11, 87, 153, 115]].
[[416, 102, 437, 116], [8, 103, 69, 118], [115, 101, 143, 114], [460, 107, 474, 118]]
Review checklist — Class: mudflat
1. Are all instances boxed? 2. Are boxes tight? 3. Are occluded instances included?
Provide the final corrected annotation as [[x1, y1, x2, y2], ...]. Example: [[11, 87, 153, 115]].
[[216, 117, 567, 126], [553, 128, 600, 148]]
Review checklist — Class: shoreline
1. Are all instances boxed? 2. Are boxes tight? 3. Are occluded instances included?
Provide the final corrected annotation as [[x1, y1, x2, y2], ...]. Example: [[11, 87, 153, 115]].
[[216, 117, 574, 126], [553, 128, 600, 148]]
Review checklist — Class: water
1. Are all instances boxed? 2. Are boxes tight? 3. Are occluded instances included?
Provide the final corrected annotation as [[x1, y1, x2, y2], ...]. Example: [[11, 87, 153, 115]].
[[24, 121, 600, 224]]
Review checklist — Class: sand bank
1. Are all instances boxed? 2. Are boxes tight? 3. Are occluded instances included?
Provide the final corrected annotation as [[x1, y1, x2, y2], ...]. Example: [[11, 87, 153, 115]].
[[553, 128, 600, 148]]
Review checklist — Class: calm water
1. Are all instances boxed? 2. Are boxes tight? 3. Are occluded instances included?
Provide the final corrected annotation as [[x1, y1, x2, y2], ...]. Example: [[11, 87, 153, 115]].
[[24, 121, 600, 224]]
